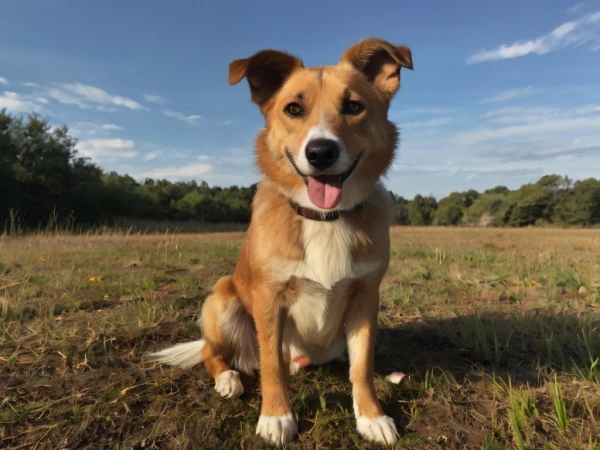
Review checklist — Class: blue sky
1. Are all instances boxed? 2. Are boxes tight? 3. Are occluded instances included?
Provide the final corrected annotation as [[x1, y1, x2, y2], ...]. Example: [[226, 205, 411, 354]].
[[1, 0, 600, 199]]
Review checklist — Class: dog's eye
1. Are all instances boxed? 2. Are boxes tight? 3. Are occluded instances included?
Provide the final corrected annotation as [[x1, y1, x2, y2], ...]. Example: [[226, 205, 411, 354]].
[[342, 100, 365, 115], [284, 102, 303, 116]]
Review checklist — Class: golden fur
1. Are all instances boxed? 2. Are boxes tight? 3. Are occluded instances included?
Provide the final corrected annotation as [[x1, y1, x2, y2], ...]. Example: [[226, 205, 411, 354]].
[[149, 37, 413, 446]]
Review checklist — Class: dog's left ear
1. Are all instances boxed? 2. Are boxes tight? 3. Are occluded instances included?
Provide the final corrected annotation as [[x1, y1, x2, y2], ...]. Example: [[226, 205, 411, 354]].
[[341, 38, 413, 104]]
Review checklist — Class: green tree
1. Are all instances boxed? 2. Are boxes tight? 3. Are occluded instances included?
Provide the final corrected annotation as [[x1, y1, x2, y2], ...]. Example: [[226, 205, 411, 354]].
[[504, 183, 552, 226], [433, 190, 480, 225], [553, 178, 600, 226], [463, 193, 508, 226], [408, 195, 437, 226], [389, 192, 410, 225]]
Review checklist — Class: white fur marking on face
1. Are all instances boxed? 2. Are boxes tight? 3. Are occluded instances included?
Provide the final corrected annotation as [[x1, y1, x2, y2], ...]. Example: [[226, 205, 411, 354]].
[[214, 370, 244, 399], [356, 415, 400, 445], [255, 413, 298, 446], [295, 114, 352, 175]]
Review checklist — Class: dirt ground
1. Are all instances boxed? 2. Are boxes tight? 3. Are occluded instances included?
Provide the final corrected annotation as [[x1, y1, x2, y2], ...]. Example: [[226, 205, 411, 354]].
[[1, 227, 599, 449]]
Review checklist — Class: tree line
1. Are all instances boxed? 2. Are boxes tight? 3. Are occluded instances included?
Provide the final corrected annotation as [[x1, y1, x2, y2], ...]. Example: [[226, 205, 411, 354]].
[[1, 110, 599, 233]]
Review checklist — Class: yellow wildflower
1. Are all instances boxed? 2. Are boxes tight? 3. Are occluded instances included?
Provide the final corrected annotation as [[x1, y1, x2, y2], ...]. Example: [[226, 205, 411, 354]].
[[39, 256, 47, 262], [531, 279, 539, 286], [103, 294, 110, 300]]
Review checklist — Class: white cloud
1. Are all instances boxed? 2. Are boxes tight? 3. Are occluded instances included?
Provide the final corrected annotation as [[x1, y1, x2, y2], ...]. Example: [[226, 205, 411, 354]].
[[0, 91, 44, 113], [162, 109, 202, 124], [390, 107, 454, 119], [402, 118, 451, 128], [467, 10, 600, 63], [195, 153, 253, 167], [393, 162, 539, 178], [46, 87, 89, 108], [35, 97, 49, 104], [63, 83, 145, 110], [101, 123, 122, 130], [22, 82, 38, 88], [482, 104, 600, 123], [481, 85, 538, 103], [42, 83, 145, 111], [567, 2, 586, 14], [77, 138, 137, 160], [68, 121, 123, 137], [143, 152, 160, 161], [134, 163, 214, 180], [97, 106, 117, 113], [144, 94, 166, 104], [453, 115, 600, 145], [0, 77, 7, 85], [221, 119, 234, 125]]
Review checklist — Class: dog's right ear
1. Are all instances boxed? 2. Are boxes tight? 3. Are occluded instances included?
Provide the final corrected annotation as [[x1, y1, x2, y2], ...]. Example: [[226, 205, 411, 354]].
[[229, 50, 304, 110]]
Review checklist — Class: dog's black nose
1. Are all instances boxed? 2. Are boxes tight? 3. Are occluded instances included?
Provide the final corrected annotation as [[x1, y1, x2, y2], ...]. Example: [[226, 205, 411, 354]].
[[305, 139, 340, 170]]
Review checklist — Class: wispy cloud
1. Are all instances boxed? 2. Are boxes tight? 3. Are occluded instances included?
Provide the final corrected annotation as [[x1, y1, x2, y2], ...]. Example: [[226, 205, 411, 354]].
[[144, 94, 166, 104], [197, 154, 253, 166], [221, 119, 234, 125], [567, 2, 586, 14], [134, 163, 214, 180], [143, 152, 160, 161], [77, 138, 137, 160], [0, 91, 44, 113], [390, 107, 454, 119], [41, 83, 145, 111], [453, 115, 600, 145], [69, 121, 124, 137], [466, 10, 600, 63], [46, 87, 89, 108], [402, 118, 451, 128], [488, 143, 600, 162], [482, 104, 600, 123], [22, 82, 38, 88], [97, 106, 116, 113], [62, 83, 145, 110], [0, 77, 7, 85], [393, 162, 541, 180], [162, 109, 202, 125], [482, 86, 538, 103], [101, 123, 122, 130]]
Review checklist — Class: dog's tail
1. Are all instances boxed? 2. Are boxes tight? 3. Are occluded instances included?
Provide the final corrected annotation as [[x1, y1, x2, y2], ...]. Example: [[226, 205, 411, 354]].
[[147, 339, 205, 369]]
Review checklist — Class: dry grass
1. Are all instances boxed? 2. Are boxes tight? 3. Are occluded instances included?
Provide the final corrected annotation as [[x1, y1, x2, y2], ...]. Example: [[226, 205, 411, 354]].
[[1, 227, 599, 449]]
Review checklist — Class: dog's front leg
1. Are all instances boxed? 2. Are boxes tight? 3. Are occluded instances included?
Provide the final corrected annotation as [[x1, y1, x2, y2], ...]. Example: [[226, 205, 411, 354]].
[[253, 287, 297, 446], [345, 277, 399, 446]]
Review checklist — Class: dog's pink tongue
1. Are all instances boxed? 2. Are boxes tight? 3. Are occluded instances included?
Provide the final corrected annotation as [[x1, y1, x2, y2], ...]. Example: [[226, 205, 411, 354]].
[[307, 175, 342, 209]]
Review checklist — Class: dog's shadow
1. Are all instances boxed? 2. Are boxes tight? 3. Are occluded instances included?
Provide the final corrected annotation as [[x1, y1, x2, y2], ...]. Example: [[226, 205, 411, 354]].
[[236, 309, 596, 443]]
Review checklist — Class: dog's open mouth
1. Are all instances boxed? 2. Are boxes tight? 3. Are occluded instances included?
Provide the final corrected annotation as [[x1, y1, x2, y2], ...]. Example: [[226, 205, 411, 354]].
[[285, 150, 364, 210]]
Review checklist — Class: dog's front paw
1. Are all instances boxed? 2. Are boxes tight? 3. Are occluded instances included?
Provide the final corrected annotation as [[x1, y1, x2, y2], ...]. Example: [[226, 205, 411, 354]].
[[356, 415, 399, 445], [255, 413, 297, 446], [214, 370, 244, 399]]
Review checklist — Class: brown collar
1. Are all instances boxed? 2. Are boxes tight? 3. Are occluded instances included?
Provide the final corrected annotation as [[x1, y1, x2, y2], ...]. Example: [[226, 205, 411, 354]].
[[288, 199, 367, 221]]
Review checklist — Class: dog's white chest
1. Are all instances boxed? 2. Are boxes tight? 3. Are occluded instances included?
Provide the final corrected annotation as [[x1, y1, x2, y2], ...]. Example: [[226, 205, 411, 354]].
[[270, 219, 382, 289]]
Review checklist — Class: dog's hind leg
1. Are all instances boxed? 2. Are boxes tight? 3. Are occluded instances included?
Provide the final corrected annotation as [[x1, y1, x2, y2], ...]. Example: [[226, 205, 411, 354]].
[[199, 276, 259, 398], [150, 275, 257, 399]]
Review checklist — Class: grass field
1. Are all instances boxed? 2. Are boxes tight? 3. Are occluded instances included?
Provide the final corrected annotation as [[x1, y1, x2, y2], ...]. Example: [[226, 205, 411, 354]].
[[1, 227, 599, 449]]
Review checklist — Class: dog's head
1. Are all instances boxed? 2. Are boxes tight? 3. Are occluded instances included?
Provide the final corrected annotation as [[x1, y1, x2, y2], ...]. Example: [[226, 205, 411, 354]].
[[229, 38, 413, 211]]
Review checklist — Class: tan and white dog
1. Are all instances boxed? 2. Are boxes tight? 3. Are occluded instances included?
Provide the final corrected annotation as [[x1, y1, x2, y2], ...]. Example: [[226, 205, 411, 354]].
[[149, 37, 413, 446]]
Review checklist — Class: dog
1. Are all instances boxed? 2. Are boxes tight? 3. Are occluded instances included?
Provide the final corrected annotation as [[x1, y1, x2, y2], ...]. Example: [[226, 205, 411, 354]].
[[148, 37, 413, 446]]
